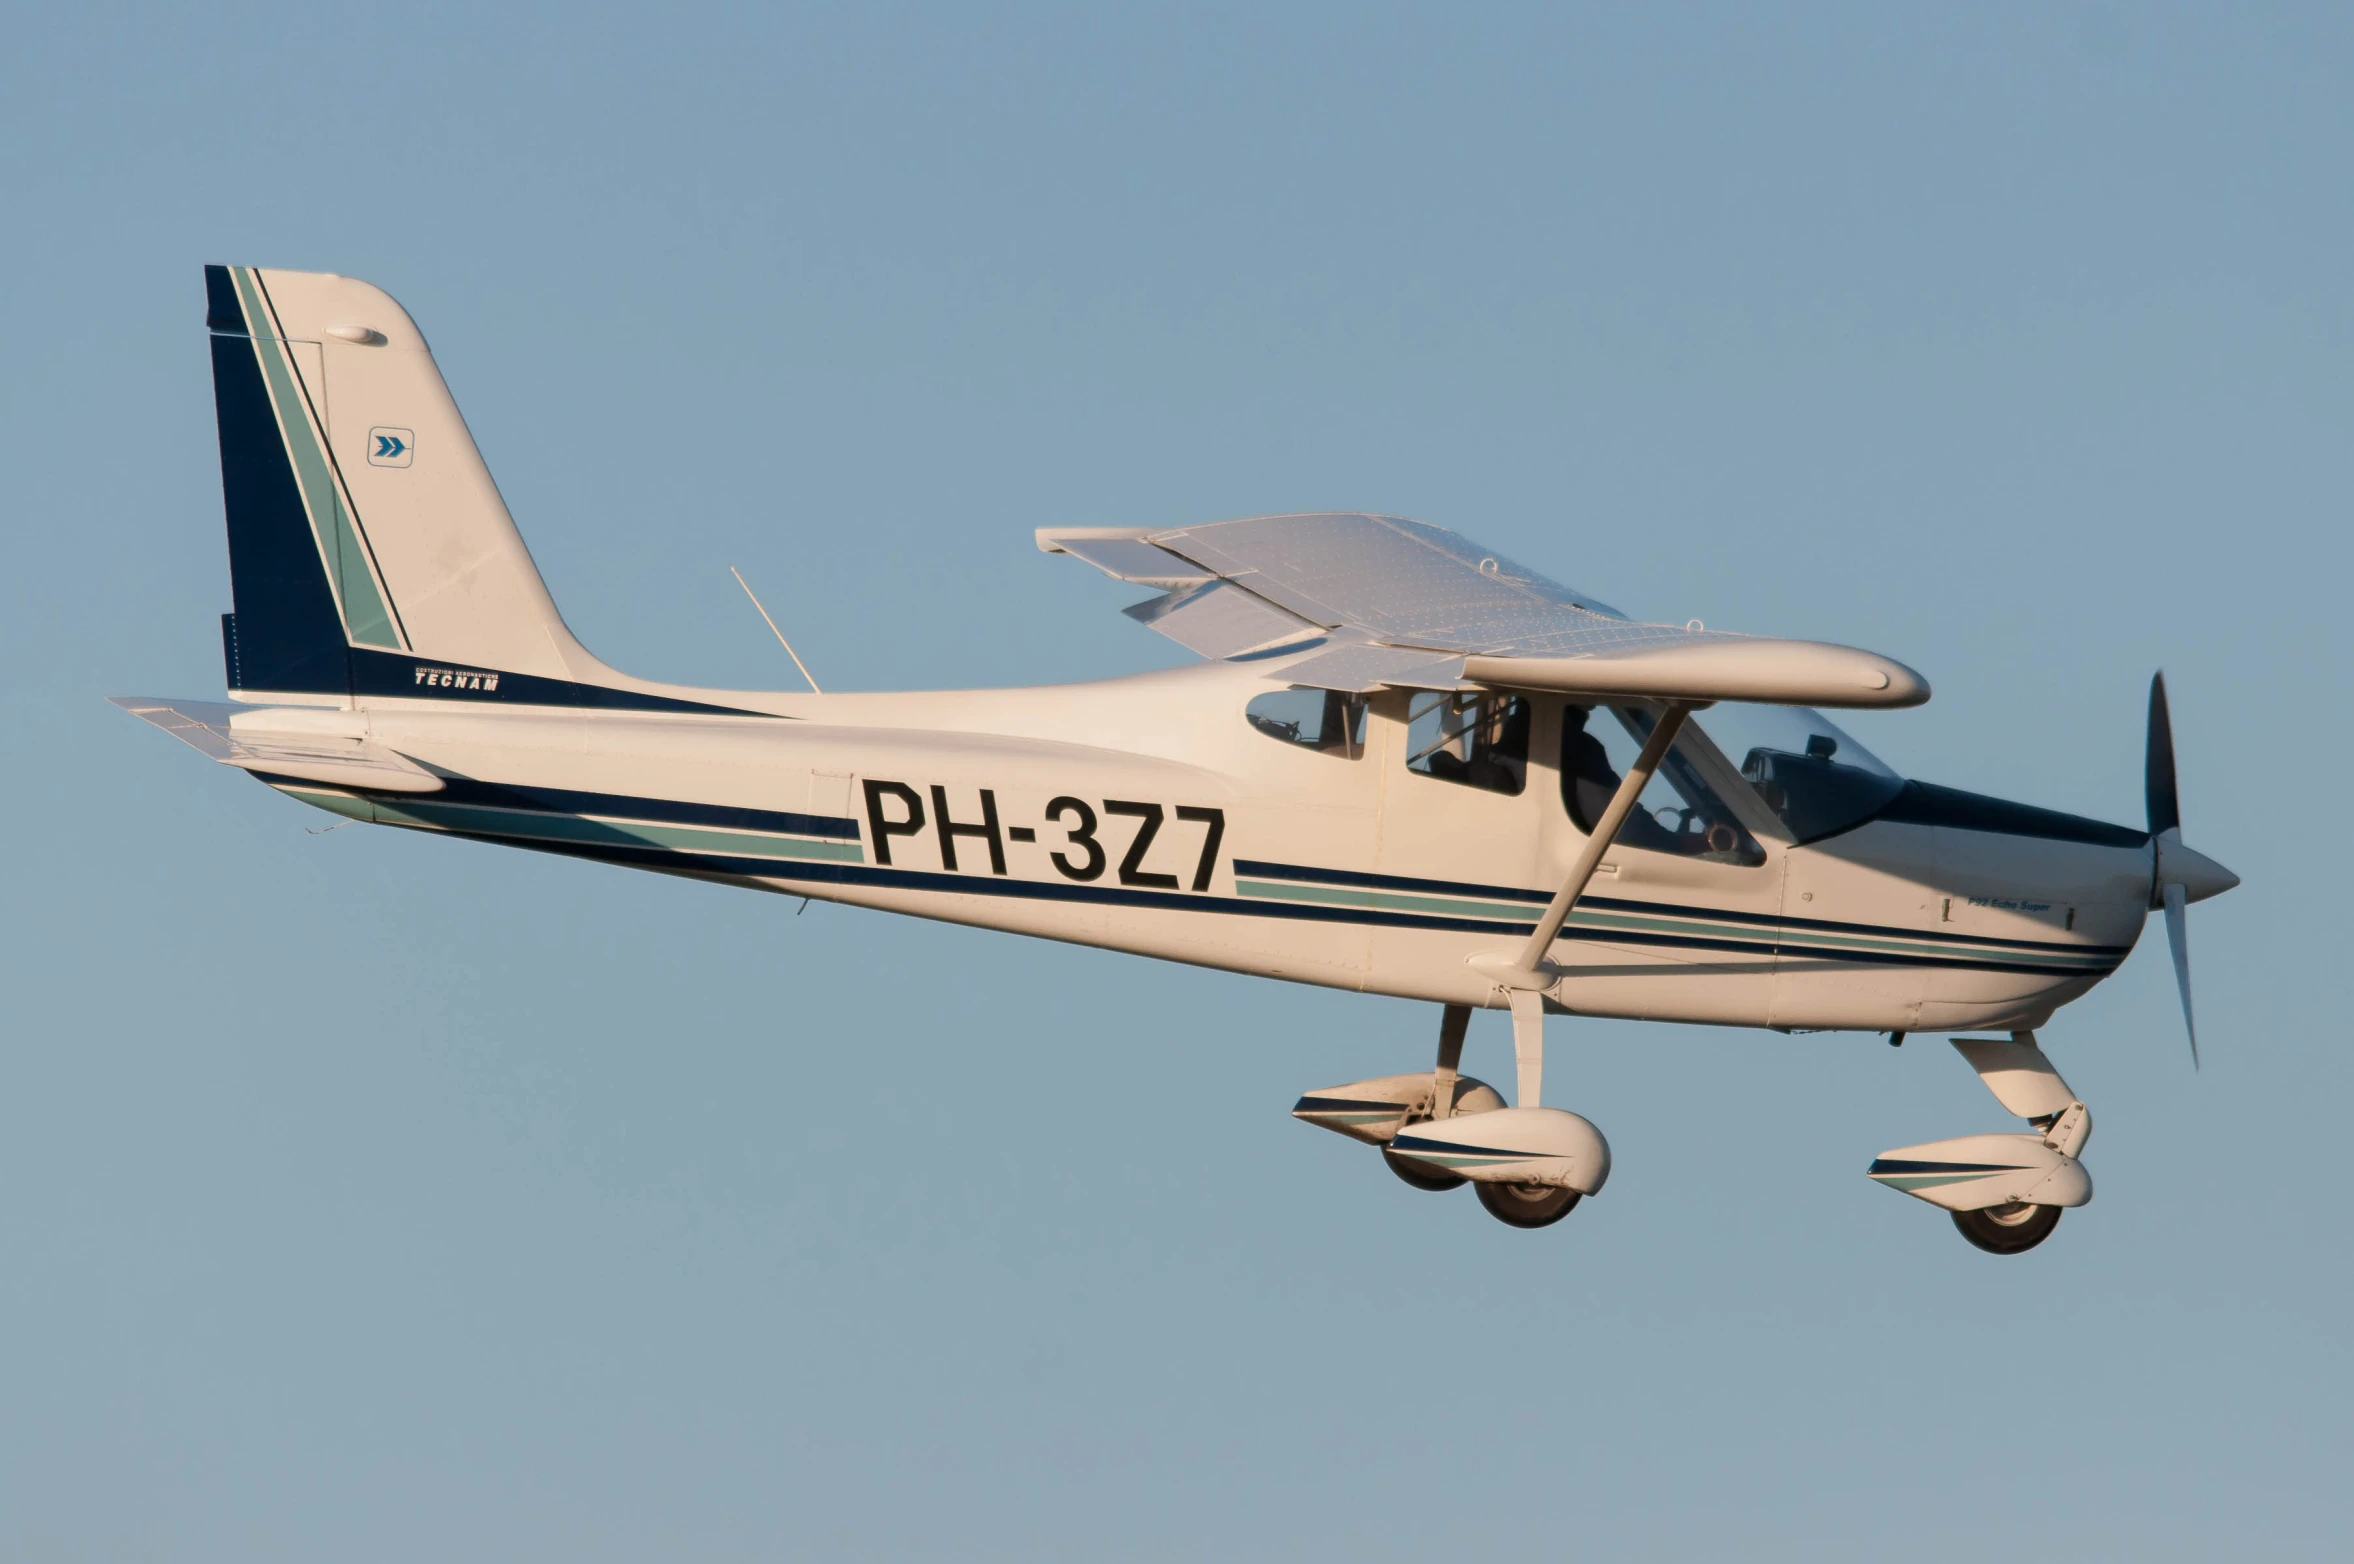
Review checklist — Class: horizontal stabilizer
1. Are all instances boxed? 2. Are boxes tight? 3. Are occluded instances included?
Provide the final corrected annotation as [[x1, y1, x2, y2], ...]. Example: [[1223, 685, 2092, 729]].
[[110, 697, 444, 793]]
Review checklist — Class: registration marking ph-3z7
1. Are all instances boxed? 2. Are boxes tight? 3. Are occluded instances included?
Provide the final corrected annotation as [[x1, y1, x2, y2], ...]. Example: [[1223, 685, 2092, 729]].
[[117, 266, 2242, 1252]]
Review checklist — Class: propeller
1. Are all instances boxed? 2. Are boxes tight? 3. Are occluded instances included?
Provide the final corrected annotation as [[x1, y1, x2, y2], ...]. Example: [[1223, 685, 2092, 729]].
[[2144, 672, 2239, 1067]]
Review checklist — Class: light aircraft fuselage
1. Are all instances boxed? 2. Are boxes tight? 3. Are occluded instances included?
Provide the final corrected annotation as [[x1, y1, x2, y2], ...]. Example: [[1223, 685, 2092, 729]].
[[117, 265, 2239, 1249], [228, 661, 2153, 1039]]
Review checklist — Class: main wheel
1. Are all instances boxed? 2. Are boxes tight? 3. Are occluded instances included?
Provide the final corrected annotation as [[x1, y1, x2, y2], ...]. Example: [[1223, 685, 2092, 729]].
[[1475, 1179, 1581, 1229], [1952, 1202, 2062, 1254], [1383, 1148, 1467, 1192]]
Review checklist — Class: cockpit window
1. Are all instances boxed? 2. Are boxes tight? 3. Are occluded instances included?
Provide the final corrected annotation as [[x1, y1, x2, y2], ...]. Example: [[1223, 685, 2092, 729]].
[[1408, 692, 1528, 795], [1245, 688, 1367, 758], [1562, 705, 1765, 866], [1695, 706, 1905, 843]]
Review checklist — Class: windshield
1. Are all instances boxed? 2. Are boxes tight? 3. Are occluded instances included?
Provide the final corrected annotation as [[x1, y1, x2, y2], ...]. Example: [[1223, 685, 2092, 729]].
[[1694, 706, 1905, 843]]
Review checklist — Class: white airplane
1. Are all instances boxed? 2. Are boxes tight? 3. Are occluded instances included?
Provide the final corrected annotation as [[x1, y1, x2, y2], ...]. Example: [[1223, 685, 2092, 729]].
[[118, 266, 2240, 1253]]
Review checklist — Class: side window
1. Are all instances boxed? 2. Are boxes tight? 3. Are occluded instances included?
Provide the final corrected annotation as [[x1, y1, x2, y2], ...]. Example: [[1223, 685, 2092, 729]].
[[1407, 693, 1528, 795], [1561, 704, 1764, 866], [1245, 688, 1367, 759]]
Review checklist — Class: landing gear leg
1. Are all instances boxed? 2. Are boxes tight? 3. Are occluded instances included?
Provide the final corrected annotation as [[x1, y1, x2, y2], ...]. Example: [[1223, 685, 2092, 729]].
[[1509, 988, 1545, 1109], [1431, 1002, 1469, 1121], [1383, 1003, 1475, 1192], [1946, 1031, 2086, 1255]]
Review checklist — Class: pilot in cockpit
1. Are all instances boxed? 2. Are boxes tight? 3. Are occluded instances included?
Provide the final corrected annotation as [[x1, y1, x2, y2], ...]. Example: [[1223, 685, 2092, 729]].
[[1559, 704, 1618, 831], [1561, 705, 1679, 853]]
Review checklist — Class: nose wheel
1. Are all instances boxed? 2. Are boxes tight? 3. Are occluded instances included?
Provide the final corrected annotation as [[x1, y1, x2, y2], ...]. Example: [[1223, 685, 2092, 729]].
[[1952, 1201, 2062, 1254], [1872, 1033, 2094, 1255]]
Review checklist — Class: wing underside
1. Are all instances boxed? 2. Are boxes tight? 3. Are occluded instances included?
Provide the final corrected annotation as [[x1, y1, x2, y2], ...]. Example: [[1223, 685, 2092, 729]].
[[1040, 512, 1927, 709]]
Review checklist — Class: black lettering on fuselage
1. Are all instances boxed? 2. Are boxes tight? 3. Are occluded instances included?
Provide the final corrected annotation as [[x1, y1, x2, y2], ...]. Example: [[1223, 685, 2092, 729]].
[[1045, 796, 1104, 881], [1175, 805, 1225, 892], [862, 779, 926, 866], [863, 782, 1221, 891], [1103, 800, 1180, 889], [930, 785, 1007, 875]]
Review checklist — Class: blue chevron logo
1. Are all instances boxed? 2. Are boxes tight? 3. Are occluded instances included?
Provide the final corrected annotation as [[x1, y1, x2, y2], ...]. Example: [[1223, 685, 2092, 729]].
[[367, 426, 414, 467]]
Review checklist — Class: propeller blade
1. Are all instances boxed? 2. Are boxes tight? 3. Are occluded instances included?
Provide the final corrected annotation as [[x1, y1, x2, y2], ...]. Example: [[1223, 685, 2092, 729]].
[[2146, 671, 2180, 837], [2163, 880, 2197, 1069]]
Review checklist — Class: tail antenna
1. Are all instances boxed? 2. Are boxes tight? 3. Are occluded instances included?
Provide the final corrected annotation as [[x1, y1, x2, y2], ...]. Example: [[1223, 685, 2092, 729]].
[[730, 567, 821, 694]]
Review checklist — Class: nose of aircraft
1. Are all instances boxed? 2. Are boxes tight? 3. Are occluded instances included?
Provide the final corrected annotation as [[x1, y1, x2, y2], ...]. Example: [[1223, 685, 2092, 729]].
[[2155, 831, 2239, 905]]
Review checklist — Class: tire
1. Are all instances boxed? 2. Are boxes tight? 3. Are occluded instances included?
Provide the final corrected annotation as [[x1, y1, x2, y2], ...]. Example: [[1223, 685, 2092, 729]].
[[1383, 1148, 1467, 1192], [1475, 1179, 1581, 1229], [1952, 1202, 2062, 1255]]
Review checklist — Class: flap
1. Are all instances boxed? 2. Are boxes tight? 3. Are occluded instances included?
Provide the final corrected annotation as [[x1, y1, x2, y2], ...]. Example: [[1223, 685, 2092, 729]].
[[1121, 581, 1321, 660], [1272, 641, 1473, 693]]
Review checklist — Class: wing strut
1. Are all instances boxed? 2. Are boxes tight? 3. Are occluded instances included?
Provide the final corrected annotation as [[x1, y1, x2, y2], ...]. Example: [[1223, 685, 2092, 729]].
[[1483, 702, 1694, 1108]]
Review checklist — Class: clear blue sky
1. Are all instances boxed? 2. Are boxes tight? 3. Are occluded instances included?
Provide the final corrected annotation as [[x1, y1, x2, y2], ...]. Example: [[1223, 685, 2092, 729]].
[[3, 4, 2347, 1559]]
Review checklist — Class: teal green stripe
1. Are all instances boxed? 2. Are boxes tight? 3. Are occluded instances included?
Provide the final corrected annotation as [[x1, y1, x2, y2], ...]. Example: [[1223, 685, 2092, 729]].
[[232, 269, 401, 650], [1595, 909, 2104, 970], [281, 790, 863, 863], [1237, 876, 2102, 971], [1769, 921, 2108, 968], [1237, 878, 1542, 923], [285, 788, 378, 825], [276, 796, 2105, 972]]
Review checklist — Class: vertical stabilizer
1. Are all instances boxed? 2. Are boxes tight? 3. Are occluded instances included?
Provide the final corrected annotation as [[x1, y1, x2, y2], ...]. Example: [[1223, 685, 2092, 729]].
[[204, 265, 621, 702]]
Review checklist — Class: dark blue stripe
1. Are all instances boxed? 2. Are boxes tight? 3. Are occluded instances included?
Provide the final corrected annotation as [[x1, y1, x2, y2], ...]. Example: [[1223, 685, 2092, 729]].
[[328, 802, 2115, 977], [1235, 857, 1549, 905], [422, 775, 858, 841], [1389, 1133, 1538, 1158], [1236, 857, 2133, 958], [211, 327, 352, 699], [346, 647, 773, 717], [1867, 1159, 2033, 1175], [1870, 781, 2149, 849], [204, 264, 246, 333]]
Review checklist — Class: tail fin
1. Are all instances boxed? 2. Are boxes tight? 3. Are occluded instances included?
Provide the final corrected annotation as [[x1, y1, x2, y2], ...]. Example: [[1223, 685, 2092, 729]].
[[204, 265, 706, 710]]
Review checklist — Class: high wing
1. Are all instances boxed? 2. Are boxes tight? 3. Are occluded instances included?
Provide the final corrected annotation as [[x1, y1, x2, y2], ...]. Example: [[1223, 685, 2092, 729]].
[[1039, 511, 1928, 709]]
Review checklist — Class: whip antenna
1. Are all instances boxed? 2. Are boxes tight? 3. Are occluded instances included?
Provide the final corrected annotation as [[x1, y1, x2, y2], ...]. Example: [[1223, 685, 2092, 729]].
[[730, 566, 821, 693]]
